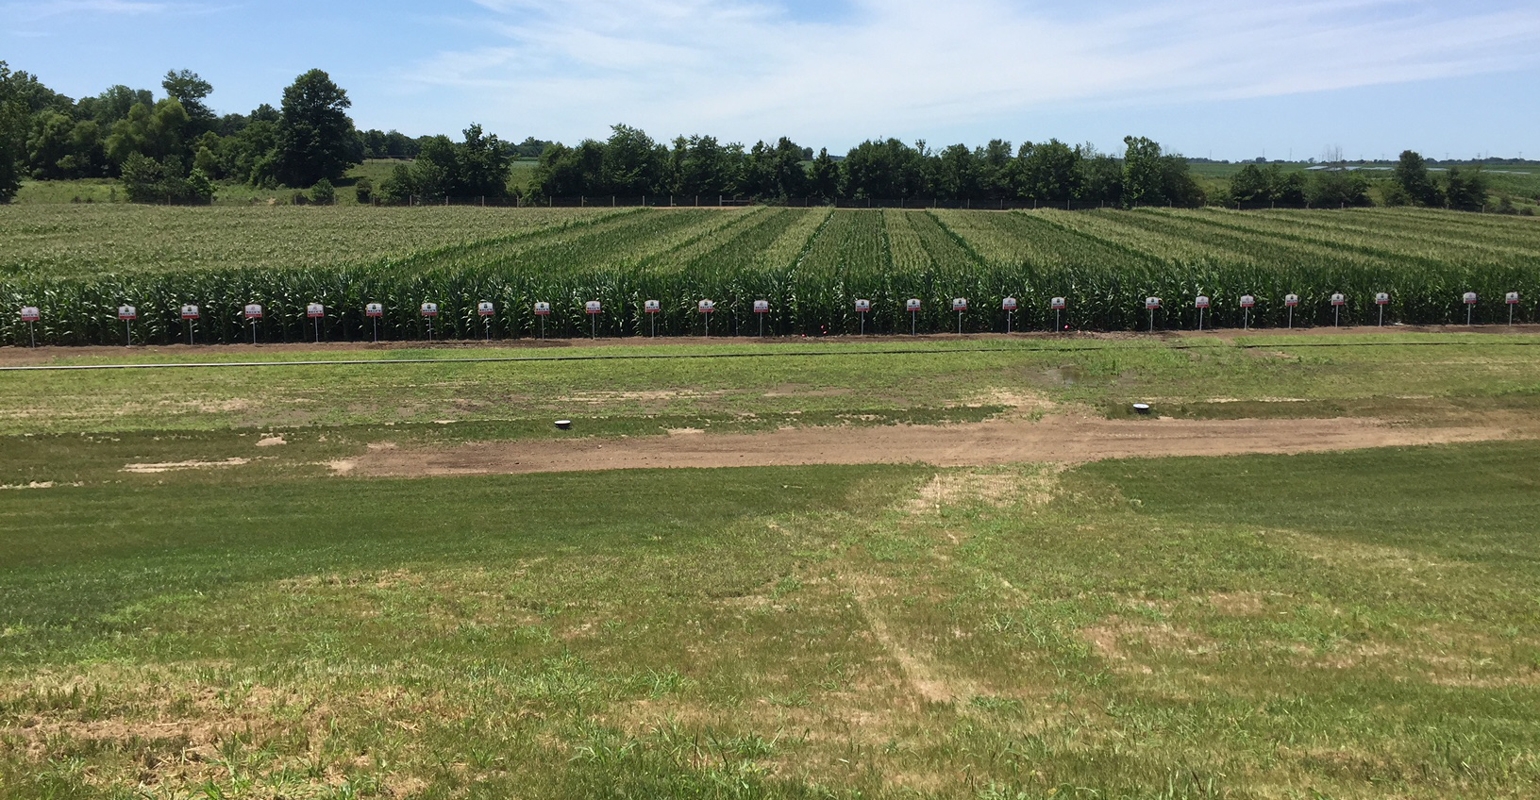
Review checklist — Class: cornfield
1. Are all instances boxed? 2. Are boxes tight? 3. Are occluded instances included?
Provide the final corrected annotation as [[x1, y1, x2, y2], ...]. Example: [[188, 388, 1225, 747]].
[[2, 205, 1538, 345]]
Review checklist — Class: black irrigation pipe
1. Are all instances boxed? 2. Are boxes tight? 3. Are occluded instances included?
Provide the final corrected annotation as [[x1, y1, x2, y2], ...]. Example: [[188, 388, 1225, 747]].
[[4, 335, 1540, 372]]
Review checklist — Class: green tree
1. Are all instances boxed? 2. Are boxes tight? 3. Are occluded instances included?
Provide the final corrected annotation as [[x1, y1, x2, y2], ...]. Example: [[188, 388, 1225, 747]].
[[808, 147, 839, 200], [310, 177, 335, 205], [1122, 136, 1165, 206], [1393, 150, 1442, 206], [456, 123, 513, 198], [842, 138, 927, 199], [1078, 149, 1123, 206], [1443, 166, 1488, 211], [1306, 169, 1371, 208], [0, 62, 23, 202], [1018, 139, 1082, 202], [274, 69, 358, 187], [600, 123, 664, 195], [162, 69, 215, 130], [932, 143, 980, 204]]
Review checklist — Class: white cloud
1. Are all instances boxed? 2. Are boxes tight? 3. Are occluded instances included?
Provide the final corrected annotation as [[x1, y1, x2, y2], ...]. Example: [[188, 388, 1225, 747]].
[[5, 0, 170, 19], [397, 0, 1540, 145]]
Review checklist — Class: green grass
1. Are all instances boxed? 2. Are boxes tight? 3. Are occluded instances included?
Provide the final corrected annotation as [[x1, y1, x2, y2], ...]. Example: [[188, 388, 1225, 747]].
[[3, 436, 1539, 797], [4, 335, 1540, 436]]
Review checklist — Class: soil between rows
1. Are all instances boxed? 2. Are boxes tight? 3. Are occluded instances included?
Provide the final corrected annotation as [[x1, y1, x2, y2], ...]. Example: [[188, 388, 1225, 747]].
[[331, 414, 1524, 477]]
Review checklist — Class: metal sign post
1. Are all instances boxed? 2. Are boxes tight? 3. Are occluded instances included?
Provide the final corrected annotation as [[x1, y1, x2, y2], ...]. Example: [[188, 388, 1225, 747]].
[[244, 303, 263, 344], [1331, 293, 1346, 328], [906, 299, 921, 335], [855, 299, 871, 336], [1464, 292, 1478, 326], [952, 298, 968, 334], [366, 303, 383, 342], [1052, 297, 1067, 332], [535, 302, 551, 339], [699, 299, 715, 337], [307, 303, 325, 343], [753, 300, 769, 337], [1507, 292, 1521, 326], [585, 300, 602, 339], [478, 301, 495, 340], [118, 305, 137, 346], [1145, 297, 1161, 333], [1375, 293, 1390, 327], [644, 300, 661, 337], [1240, 295, 1255, 330], [421, 302, 439, 340], [20, 307, 40, 347], [1002, 297, 1017, 333], [1285, 294, 1300, 329], [1194, 295, 1210, 331], [181, 304, 200, 345]]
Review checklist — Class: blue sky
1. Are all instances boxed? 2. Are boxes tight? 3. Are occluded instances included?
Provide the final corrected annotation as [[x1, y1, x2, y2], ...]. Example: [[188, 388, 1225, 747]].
[[4, 0, 1538, 160]]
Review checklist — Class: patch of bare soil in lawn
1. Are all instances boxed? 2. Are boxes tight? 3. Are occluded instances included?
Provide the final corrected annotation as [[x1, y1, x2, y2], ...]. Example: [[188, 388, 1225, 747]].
[[336, 413, 1529, 478]]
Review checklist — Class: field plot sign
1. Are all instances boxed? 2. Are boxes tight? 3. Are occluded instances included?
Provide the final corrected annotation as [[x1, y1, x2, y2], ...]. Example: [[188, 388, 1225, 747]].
[[1464, 292, 1478, 326], [118, 305, 138, 345], [366, 302, 383, 343], [1194, 295, 1210, 331], [1330, 293, 1347, 328], [1375, 293, 1390, 327], [1052, 297, 1067, 332], [1284, 294, 1300, 329], [19, 306, 39, 347], [907, 298, 921, 335], [855, 298, 871, 336], [753, 300, 769, 337], [644, 299, 661, 337], [244, 303, 262, 344], [1002, 297, 1018, 334], [535, 301, 551, 340], [307, 303, 325, 343], [698, 299, 716, 338], [180, 304, 199, 345], [1507, 292, 1521, 326], [585, 300, 602, 339], [1240, 295, 1255, 330], [479, 301, 495, 340], [952, 298, 968, 334], [421, 302, 439, 341], [1145, 297, 1161, 333]]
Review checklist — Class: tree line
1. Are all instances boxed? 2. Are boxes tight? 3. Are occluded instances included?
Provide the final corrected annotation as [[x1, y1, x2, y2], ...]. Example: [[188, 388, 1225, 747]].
[[0, 62, 548, 204], [0, 60, 1515, 213], [530, 126, 1202, 207]]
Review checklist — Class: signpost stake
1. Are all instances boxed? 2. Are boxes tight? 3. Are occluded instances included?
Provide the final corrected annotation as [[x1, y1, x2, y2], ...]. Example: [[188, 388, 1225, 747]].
[[1244, 308, 1249, 330], [759, 314, 764, 337], [591, 314, 596, 340], [373, 318, 379, 343], [958, 310, 963, 335], [1288, 307, 1293, 330], [1379, 305, 1384, 327], [30, 322, 36, 348], [126, 319, 132, 346], [540, 316, 545, 340], [1006, 310, 1012, 334]]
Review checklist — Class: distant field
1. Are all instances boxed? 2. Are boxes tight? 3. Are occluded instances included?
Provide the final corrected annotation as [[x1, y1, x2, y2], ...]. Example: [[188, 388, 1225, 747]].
[[2, 205, 1538, 345], [3, 333, 1539, 798]]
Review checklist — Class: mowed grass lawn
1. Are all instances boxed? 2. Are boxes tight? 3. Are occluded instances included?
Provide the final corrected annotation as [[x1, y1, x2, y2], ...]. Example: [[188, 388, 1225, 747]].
[[3, 444, 1540, 797], [2, 335, 1540, 798]]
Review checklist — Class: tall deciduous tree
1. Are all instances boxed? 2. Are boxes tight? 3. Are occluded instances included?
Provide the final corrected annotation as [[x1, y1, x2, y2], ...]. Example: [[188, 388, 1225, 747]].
[[1393, 150, 1442, 207], [274, 69, 358, 187], [162, 69, 215, 129]]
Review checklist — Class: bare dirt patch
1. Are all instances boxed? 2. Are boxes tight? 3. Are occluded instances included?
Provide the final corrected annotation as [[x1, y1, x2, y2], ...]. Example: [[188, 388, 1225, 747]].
[[334, 414, 1525, 478], [256, 435, 287, 447]]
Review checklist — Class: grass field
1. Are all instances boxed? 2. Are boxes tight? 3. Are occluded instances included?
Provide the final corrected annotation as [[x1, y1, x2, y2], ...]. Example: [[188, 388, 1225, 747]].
[[3, 333, 1540, 798], [3, 205, 1539, 346]]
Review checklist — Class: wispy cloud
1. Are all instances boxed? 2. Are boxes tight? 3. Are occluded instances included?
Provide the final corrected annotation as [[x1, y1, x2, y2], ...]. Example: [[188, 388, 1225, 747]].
[[5, 0, 171, 20], [398, 0, 1540, 144]]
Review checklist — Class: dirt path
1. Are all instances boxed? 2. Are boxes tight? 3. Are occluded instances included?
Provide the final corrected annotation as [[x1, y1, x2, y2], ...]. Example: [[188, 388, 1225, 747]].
[[333, 415, 1525, 478]]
